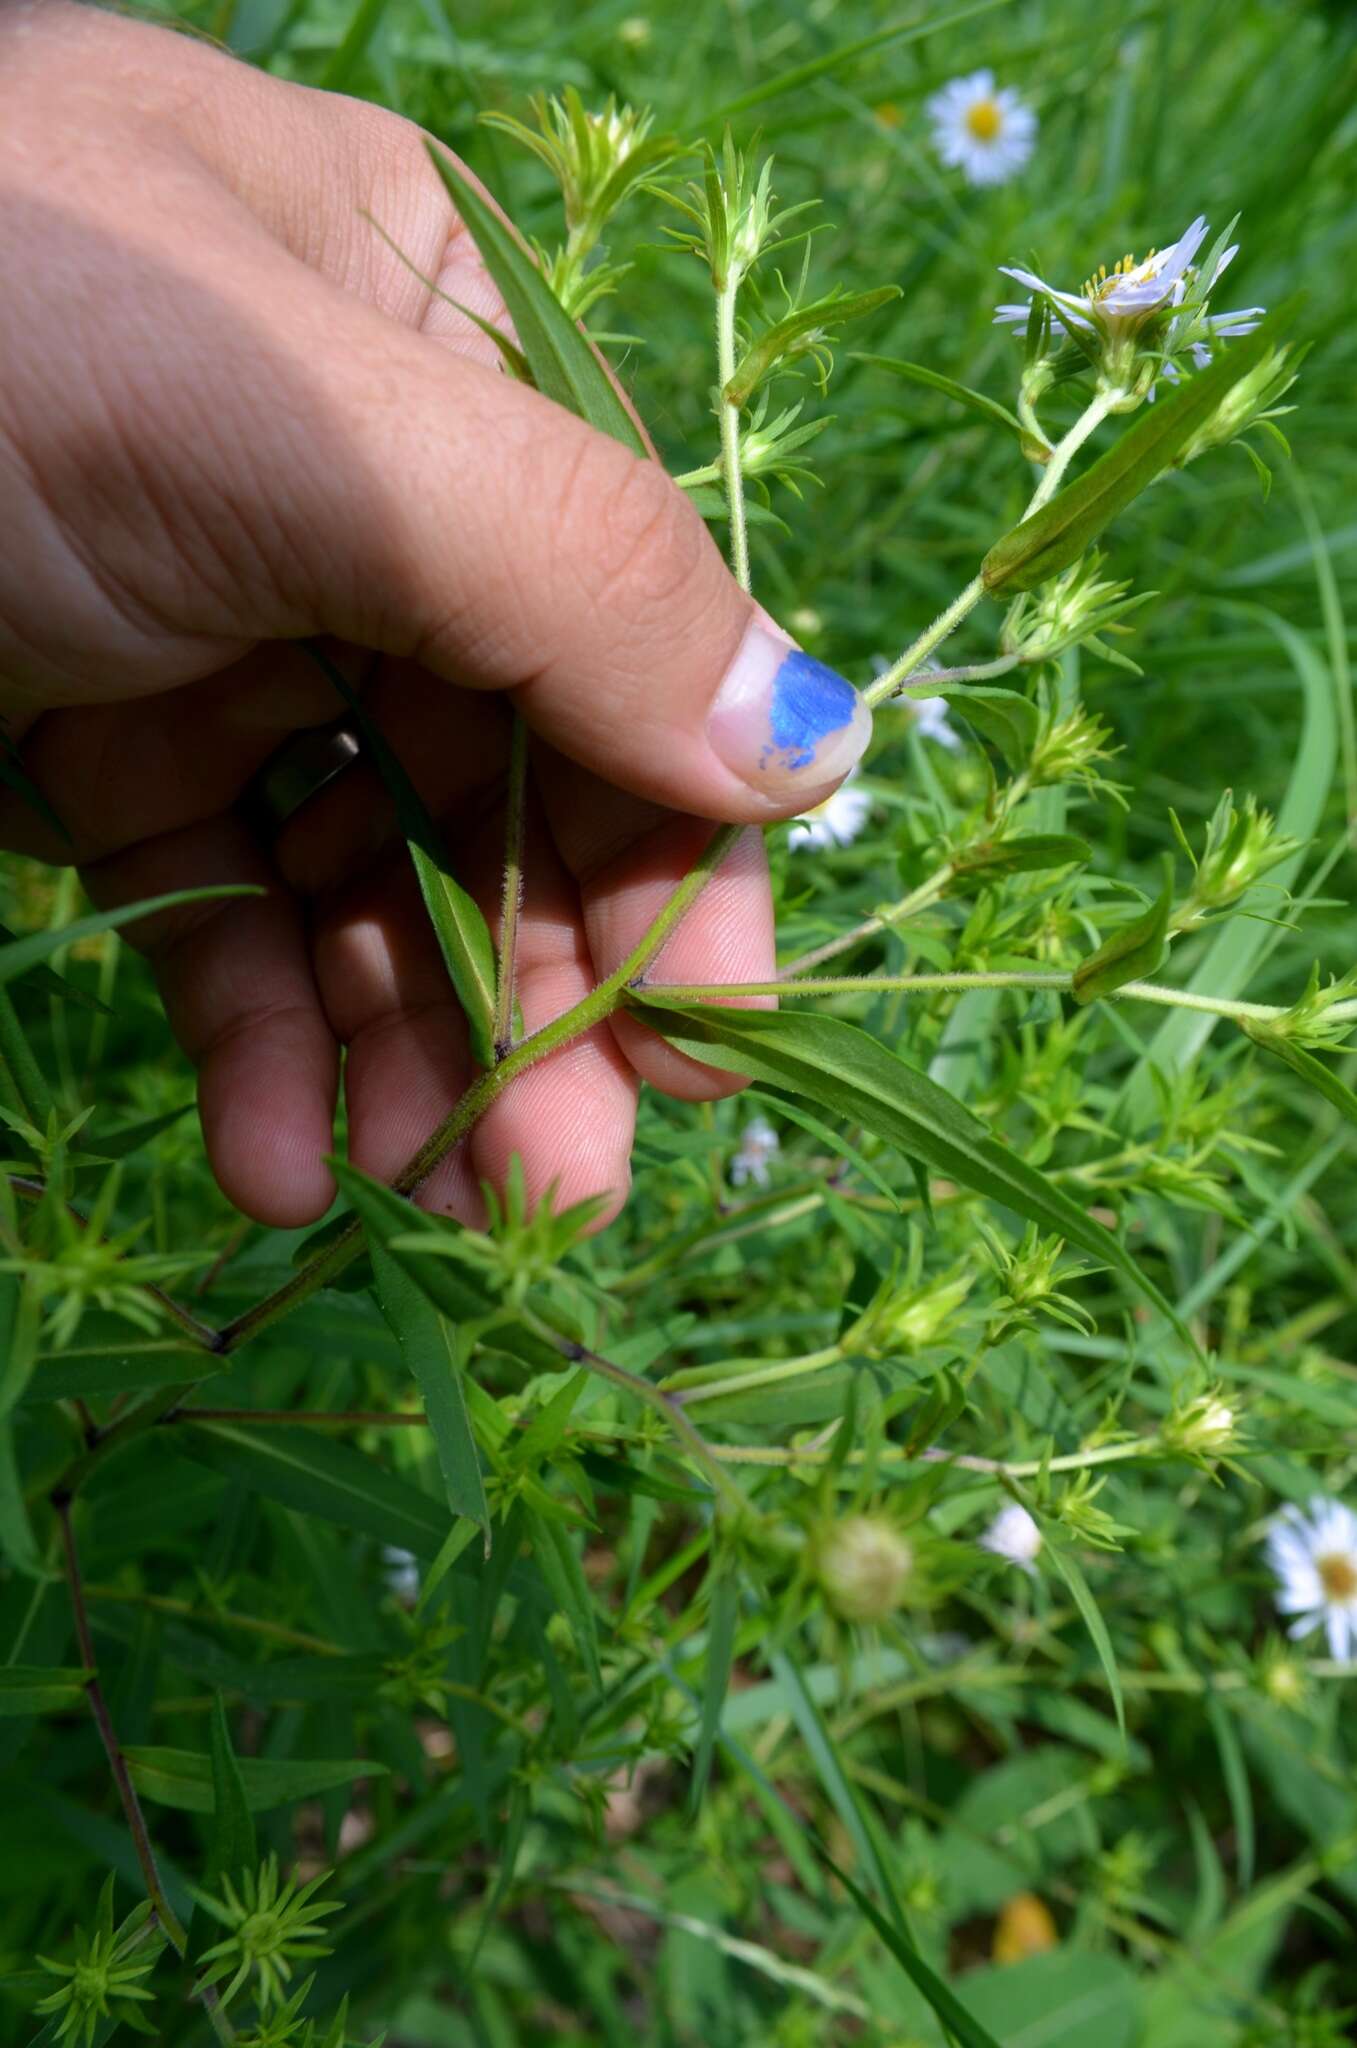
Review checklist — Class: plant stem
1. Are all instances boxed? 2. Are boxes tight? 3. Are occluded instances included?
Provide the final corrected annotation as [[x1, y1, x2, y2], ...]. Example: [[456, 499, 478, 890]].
[[53, 1493, 189, 1956], [493, 716, 529, 1060], [716, 281, 751, 592], [216, 822, 746, 1354], [707, 1432, 1169, 1475], [864, 388, 1121, 709], [664, 1343, 843, 1407], [865, 575, 986, 707], [518, 1308, 748, 1514], [643, 968, 1296, 1026], [777, 864, 956, 979]]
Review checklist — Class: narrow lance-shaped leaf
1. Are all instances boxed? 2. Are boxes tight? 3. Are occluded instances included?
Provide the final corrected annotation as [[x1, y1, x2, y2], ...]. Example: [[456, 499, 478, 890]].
[[953, 833, 1091, 879], [1072, 853, 1174, 1005], [630, 997, 1199, 1354], [369, 1239, 491, 1550], [818, 1850, 1004, 2048], [0, 1666, 92, 1716], [1043, 1534, 1126, 1741], [982, 303, 1296, 593], [725, 287, 902, 407], [853, 354, 1025, 438], [174, 1419, 452, 1560], [690, 1561, 739, 1814], [207, 1692, 257, 1883], [911, 685, 1039, 770], [0, 886, 260, 988], [425, 144, 648, 456], [308, 646, 498, 1069], [126, 1745, 388, 1814], [1244, 1029, 1357, 1132]]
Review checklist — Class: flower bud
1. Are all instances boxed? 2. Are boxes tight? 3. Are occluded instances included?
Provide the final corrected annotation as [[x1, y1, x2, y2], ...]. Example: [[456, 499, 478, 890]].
[[848, 1268, 973, 1359], [1162, 1387, 1238, 1459], [816, 1515, 913, 1622], [1000, 554, 1150, 671], [1171, 791, 1298, 933]]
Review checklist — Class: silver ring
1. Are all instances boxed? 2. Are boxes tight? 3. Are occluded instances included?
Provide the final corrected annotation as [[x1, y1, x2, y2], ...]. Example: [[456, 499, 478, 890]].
[[242, 716, 363, 838]]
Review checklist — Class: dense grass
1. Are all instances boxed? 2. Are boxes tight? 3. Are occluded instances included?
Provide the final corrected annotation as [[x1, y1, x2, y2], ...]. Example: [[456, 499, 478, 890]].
[[4, 1, 1357, 2043]]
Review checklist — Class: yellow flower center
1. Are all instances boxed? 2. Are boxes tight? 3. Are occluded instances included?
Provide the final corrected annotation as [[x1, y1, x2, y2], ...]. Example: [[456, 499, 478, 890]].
[[965, 98, 1004, 142], [1319, 1551, 1357, 1600]]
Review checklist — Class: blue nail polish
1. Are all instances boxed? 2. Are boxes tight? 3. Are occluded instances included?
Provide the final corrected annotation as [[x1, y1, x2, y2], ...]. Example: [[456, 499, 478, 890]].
[[763, 650, 859, 772]]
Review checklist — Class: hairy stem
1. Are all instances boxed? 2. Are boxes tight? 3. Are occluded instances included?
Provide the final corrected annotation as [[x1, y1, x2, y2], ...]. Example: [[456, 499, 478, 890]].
[[644, 968, 1296, 1025], [215, 822, 746, 1354], [778, 863, 956, 979], [493, 715, 529, 1060], [864, 388, 1121, 709], [716, 281, 751, 592]]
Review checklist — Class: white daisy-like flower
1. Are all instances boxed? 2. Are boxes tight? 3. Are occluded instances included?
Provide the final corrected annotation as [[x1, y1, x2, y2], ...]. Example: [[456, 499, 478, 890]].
[[1265, 1496, 1357, 1663], [911, 695, 962, 751], [926, 70, 1037, 188], [730, 1115, 780, 1189], [788, 773, 872, 850], [994, 215, 1263, 364], [382, 1545, 420, 1604], [980, 1502, 1043, 1573]]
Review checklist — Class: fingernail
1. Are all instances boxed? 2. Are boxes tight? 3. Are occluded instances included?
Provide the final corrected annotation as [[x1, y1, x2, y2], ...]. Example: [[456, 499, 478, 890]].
[[707, 619, 871, 801]]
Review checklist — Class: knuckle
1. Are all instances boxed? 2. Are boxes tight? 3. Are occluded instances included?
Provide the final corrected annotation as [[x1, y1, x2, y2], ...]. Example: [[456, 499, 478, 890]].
[[565, 445, 711, 622]]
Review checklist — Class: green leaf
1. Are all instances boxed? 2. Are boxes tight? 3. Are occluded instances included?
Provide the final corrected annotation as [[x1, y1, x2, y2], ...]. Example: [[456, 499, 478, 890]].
[[1043, 1536, 1125, 1741], [328, 1159, 558, 1374], [629, 997, 1195, 1349], [982, 307, 1293, 593], [0, 1415, 40, 1574], [1246, 1030, 1357, 1130], [173, 1420, 450, 1559], [1119, 607, 1334, 1116], [743, 1089, 902, 1209], [0, 924, 105, 1011], [0, 1666, 90, 1715], [0, 887, 259, 987], [854, 354, 1024, 437], [425, 144, 648, 457], [125, 1745, 386, 1814], [725, 287, 901, 407], [19, 1347, 219, 1405], [1204, 1690, 1255, 1889], [370, 1241, 491, 1547], [953, 832, 1092, 879], [690, 1563, 739, 1813], [1072, 855, 1173, 1005], [526, 1508, 601, 1689], [914, 685, 1039, 770], [307, 646, 497, 1069], [819, 1849, 1004, 2048], [207, 1692, 257, 1882]]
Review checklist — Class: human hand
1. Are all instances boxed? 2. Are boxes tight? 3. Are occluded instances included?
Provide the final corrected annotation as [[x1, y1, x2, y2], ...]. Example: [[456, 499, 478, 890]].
[[0, 0, 870, 1232]]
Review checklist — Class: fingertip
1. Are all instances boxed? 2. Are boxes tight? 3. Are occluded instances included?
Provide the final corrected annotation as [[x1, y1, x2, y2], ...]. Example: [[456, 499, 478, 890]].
[[199, 1030, 337, 1228]]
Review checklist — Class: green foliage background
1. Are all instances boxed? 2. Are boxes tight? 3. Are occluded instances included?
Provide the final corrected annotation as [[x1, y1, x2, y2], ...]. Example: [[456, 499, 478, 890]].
[[4, 0, 1357, 2043]]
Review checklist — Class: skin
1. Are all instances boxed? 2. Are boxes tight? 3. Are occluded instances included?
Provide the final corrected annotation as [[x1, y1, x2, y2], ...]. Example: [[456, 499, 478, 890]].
[[0, 1, 855, 1234]]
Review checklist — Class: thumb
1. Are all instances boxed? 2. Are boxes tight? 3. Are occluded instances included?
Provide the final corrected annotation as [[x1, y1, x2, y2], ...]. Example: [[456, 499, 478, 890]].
[[248, 273, 872, 821]]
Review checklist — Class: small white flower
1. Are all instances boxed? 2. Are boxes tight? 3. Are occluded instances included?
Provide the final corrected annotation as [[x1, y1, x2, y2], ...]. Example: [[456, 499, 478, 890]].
[[911, 695, 962, 751], [382, 1545, 420, 1603], [927, 70, 1037, 188], [730, 1115, 780, 1189], [980, 1502, 1043, 1572], [995, 216, 1264, 377], [1265, 1496, 1357, 1663], [788, 774, 872, 850]]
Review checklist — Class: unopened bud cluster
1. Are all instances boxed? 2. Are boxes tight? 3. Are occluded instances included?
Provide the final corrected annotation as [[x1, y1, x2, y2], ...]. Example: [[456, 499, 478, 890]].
[[1170, 791, 1298, 934], [816, 1514, 914, 1623]]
